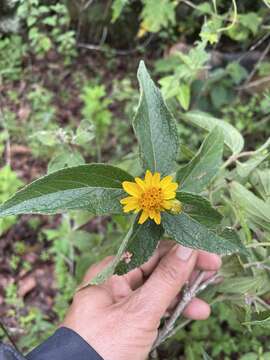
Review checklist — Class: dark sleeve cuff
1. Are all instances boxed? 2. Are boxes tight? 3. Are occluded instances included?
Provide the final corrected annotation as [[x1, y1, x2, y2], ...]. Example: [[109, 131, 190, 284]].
[[26, 327, 103, 360]]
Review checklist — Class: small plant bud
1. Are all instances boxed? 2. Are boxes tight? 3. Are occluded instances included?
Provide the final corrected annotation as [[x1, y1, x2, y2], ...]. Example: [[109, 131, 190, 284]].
[[169, 199, 182, 215]]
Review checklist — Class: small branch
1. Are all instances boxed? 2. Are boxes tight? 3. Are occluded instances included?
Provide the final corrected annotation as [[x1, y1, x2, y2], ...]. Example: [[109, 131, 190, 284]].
[[242, 40, 270, 87], [254, 296, 270, 311], [222, 151, 256, 169], [77, 34, 155, 56], [262, 0, 270, 10], [244, 260, 270, 271], [237, 75, 270, 91], [165, 318, 191, 339], [246, 242, 270, 249], [83, 0, 94, 10], [0, 321, 20, 352], [152, 272, 220, 350]]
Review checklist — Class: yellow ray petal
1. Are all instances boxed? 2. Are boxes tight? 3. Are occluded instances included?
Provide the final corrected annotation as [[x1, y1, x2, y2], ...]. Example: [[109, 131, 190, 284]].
[[122, 181, 142, 197], [163, 191, 176, 200], [124, 203, 140, 212], [153, 211, 161, 224], [162, 200, 173, 210], [149, 209, 155, 219], [138, 210, 149, 224], [135, 177, 147, 190], [120, 196, 137, 205], [144, 170, 153, 185], [164, 182, 178, 192], [152, 172, 161, 186], [160, 175, 173, 188]]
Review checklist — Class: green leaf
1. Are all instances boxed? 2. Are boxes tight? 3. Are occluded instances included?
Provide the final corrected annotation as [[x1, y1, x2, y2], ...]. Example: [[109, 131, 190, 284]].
[[176, 191, 222, 229], [48, 150, 85, 174], [0, 165, 24, 236], [243, 311, 270, 329], [159, 75, 180, 99], [179, 144, 195, 160], [177, 83, 190, 111], [0, 164, 133, 217], [218, 227, 243, 250], [182, 110, 244, 154], [202, 351, 213, 360], [236, 138, 270, 179], [115, 220, 164, 275], [250, 169, 270, 203], [141, 0, 176, 33], [230, 181, 270, 231], [177, 127, 224, 193], [239, 12, 262, 35], [217, 274, 270, 295], [133, 61, 179, 176], [111, 0, 129, 22], [162, 212, 246, 255]]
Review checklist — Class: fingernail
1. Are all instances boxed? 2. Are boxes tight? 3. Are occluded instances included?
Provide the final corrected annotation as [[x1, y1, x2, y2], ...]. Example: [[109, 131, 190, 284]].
[[176, 245, 193, 261]]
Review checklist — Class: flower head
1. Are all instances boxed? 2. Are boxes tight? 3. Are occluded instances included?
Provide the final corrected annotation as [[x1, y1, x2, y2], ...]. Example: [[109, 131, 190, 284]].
[[120, 170, 181, 225]]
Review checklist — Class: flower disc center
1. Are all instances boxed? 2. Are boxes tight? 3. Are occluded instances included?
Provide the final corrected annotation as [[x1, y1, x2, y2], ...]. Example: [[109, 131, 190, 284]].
[[139, 187, 163, 211]]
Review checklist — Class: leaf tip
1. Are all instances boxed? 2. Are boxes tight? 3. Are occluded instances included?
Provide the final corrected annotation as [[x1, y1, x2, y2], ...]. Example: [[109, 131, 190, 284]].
[[137, 60, 149, 80]]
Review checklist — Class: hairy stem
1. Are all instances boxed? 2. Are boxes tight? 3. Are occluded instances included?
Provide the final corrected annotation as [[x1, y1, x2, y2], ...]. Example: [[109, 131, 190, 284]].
[[151, 272, 220, 350], [222, 151, 255, 169]]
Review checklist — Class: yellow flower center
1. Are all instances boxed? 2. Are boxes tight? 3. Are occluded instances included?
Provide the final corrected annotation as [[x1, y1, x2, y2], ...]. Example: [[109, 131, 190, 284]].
[[139, 187, 163, 211]]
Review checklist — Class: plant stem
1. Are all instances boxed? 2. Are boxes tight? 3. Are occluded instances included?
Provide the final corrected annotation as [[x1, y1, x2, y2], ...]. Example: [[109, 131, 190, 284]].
[[77, 220, 135, 290], [246, 242, 270, 249], [166, 318, 191, 339], [254, 296, 270, 310], [222, 151, 255, 169], [151, 272, 219, 350], [96, 138, 102, 163]]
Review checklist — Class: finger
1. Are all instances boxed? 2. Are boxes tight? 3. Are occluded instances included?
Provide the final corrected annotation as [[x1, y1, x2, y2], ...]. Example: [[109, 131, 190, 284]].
[[124, 240, 175, 290], [82, 257, 132, 303], [138, 245, 197, 319], [167, 270, 217, 311], [83, 256, 114, 283], [183, 298, 211, 320], [105, 275, 132, 301], [197, 251, 222, 271], [105, 242, 174, 300]]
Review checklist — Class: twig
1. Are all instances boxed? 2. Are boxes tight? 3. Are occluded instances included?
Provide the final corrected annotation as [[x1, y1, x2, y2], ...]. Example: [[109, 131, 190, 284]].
[[0, 321, 20, 352], [243, 40, 270, 87], [165, 318, 191, 339], [254, 296, 270, 310], [246, 242, 270, 249], [237, 75, 270, 91], [77, 34, 155, 56], [152, 272, 220, 350], [244, 260, 270, 271], [221, 151, 255, 169], [83, 0, 94, 10], [262, 0, 270, 9]]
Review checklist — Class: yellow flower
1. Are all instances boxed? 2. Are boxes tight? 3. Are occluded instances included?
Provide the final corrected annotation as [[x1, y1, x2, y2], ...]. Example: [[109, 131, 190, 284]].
[[120, 170, 181, 225]]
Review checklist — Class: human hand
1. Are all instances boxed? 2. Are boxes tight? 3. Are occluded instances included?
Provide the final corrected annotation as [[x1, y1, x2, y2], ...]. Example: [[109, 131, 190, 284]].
[[63, 241, 221, 360]]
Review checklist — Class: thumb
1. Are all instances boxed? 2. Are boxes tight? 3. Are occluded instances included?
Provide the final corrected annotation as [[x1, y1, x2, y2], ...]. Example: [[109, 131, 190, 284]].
[[139, 244, 197, 319]]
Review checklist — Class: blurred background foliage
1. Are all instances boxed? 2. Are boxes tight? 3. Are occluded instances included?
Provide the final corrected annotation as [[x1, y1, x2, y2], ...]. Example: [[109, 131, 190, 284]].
[[0, 0, 270, 359]]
